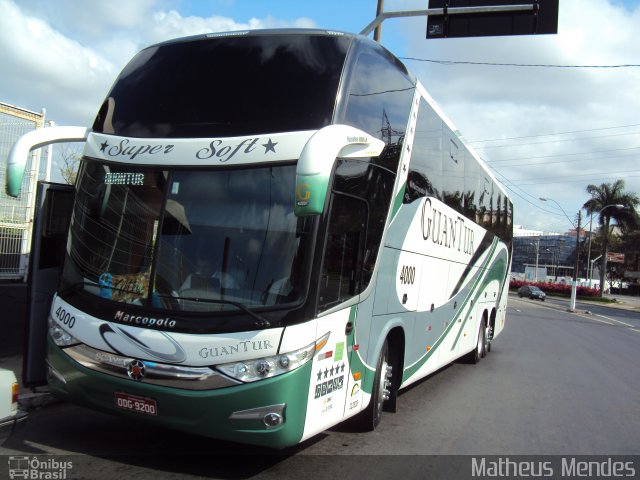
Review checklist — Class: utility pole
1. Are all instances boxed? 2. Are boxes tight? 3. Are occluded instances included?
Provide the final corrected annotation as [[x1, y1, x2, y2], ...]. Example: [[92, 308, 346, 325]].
[[374, 0, 384, 42], [570, 210, 582, 311]]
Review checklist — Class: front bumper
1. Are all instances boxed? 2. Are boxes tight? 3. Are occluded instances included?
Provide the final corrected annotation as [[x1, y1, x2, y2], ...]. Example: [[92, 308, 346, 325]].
[[0, 409, 28, 442], [46, 338, 312, 448]]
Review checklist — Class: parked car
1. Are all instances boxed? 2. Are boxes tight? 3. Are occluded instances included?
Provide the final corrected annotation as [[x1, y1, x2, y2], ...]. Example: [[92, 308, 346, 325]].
[[518, 285, 546, 301], [0, 368, 27, 441]]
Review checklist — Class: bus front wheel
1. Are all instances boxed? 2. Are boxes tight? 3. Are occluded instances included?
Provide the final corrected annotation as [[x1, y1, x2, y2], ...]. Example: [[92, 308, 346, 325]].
[[354, 340, 391, 431]]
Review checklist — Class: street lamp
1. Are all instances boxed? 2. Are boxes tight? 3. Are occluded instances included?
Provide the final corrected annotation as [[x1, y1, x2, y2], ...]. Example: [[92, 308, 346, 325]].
[[540, 197, 581, 311], [529, 239, 540, 283], [544, 248, 556, 280], [589, 255, 602, 288], [539, 197, 576, 228]]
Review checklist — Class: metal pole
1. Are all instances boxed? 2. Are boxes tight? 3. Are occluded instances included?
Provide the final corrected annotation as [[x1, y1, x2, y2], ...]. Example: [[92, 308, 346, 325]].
[[570, 210, 582, 311], [600, 216, 610, 297], [586, 211, 593, 287], [374, 0, 384, 42], [45, 120, 55, 182], [529, 240, 539, 282], [360, 4, 535, 36]]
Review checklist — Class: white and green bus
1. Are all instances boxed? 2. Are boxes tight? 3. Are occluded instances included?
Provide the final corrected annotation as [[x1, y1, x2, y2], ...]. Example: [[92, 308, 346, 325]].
[[7, 29, 512, 448]]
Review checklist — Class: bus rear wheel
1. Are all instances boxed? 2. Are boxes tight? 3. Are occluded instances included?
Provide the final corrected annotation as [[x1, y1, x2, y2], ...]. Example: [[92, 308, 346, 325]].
[[353, 340, 391, 431], [465, 320, 486, 364]]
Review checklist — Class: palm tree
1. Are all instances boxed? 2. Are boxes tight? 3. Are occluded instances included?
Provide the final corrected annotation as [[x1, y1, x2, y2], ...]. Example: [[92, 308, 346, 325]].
[[583, 180, 639, 296]]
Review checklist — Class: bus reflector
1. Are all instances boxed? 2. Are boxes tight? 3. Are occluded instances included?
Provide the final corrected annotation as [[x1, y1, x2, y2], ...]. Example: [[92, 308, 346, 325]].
[[11, 382, 19, 407], [353, 372, 361, 381], [315, 332, 330, 351]]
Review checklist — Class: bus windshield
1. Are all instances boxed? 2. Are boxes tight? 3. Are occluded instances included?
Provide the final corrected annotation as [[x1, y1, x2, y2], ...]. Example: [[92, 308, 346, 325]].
[[61, 159, 312, 313]]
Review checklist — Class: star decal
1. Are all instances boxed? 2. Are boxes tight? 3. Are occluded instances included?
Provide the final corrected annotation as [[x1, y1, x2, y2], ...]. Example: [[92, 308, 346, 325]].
[[324, 368, 329, 379], [100, 141, 109, 152], [262, 138, 277, 154], [330, 365, 335, 376], [317, 369, 322, 381]]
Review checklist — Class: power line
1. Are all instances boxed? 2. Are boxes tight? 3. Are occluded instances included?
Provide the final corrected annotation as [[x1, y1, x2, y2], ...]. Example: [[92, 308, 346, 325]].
[[508, 173, 640, 187], [400, 57, 640, 68], [488, 165, 559, 215], [467, 123, 640, 144], [475, 131, 640, 149], [488, 151, 639, 168], [486, 146, 640, 165]]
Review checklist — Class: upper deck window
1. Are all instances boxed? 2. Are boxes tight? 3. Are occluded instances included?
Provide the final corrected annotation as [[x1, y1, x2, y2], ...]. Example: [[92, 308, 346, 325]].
[[93, 33, 351, 138]]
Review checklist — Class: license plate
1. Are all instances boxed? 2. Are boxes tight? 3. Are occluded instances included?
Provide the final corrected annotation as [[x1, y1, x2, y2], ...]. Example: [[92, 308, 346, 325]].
[[115, 392, 158, 416]]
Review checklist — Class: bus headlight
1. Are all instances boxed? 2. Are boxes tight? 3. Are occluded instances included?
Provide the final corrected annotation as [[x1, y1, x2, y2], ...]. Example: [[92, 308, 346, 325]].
[[217, 332, 330, 382], [48, 316, 80, 347]]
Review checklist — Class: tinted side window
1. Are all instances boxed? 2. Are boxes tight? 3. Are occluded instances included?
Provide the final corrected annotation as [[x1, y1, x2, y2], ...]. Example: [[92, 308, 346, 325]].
[[39, 188, 74, 269], [318, 193, 367, 313], [406, 98, 513, 246], [342, 50, 414, 175], [404, 98, 443, 203], [442, 133, 464, 213], [332, 158, 395, 288]]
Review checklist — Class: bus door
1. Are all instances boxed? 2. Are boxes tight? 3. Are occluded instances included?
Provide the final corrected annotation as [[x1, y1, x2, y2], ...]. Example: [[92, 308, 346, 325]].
[[314, 192, 368, 423], [23, 182, 74, 387]]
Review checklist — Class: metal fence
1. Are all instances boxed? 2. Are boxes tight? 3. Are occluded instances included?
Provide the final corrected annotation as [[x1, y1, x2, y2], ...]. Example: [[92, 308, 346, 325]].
[[0, 102, 46, 280]]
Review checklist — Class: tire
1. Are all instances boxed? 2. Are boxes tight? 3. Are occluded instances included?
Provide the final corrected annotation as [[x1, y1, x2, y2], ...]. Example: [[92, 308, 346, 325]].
[[353, 340, 390, 431], [464, 320, 486, 364], [481, 320, 489, 358], [487, 312, 496, 354]]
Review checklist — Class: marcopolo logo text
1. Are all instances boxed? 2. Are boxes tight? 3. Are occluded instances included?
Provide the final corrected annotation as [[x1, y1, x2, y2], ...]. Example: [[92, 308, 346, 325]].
[[114, 310, 177, 329]]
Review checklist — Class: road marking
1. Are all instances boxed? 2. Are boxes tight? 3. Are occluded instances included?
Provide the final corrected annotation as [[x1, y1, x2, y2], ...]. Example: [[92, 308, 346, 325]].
[[592, 313, 634, 328], [575, 314, 614, 326], [509, 294, 639, 329]]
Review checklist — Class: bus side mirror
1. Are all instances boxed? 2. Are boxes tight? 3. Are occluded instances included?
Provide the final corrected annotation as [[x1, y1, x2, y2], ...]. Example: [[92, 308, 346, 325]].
[[294, 125, 385, 216], [6, 126, 88, 197]]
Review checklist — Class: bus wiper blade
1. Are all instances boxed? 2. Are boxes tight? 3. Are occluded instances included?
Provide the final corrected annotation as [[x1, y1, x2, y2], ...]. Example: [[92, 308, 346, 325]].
[[178, 296, 271, 328]]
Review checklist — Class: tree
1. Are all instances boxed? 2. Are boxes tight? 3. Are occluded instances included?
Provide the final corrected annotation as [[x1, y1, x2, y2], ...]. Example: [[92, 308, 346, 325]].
[[59, 144, 82, 184], [583, 179, 639, 296]]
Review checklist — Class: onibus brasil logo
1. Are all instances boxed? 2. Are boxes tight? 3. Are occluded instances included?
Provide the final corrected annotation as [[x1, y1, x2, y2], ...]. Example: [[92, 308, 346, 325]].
[[8, 456, 73, 479]]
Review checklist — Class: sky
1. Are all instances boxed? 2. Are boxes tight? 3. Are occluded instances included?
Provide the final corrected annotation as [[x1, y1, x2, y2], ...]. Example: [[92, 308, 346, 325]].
[[1, 0, 639, 233]]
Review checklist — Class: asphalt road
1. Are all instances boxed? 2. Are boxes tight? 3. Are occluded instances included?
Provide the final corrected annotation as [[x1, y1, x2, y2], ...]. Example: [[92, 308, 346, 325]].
[[1, 293, 638, 478]]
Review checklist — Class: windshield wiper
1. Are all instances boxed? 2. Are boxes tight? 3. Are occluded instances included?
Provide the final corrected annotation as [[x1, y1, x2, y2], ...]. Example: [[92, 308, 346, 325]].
[[176, 296, 271, 328]]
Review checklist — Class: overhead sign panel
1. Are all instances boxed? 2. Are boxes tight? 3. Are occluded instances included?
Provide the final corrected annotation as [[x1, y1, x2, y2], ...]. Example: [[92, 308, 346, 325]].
[[427, 0, 559, 39], [607, 252, 625, 263]]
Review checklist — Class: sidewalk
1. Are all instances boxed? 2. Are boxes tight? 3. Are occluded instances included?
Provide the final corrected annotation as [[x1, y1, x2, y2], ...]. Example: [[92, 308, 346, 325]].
[[580, 293, 640, 312], [599, 295, 640, 313]]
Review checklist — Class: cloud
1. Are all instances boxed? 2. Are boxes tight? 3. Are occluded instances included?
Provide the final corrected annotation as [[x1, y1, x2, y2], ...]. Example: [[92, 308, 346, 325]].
[[145, 10, 315, 45], [0, 0, 316, 126], [0, 0, 116, 123]]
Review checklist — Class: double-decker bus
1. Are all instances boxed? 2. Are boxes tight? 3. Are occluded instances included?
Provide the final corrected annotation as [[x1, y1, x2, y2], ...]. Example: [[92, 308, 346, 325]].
[[7, 29, 512, 448]]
